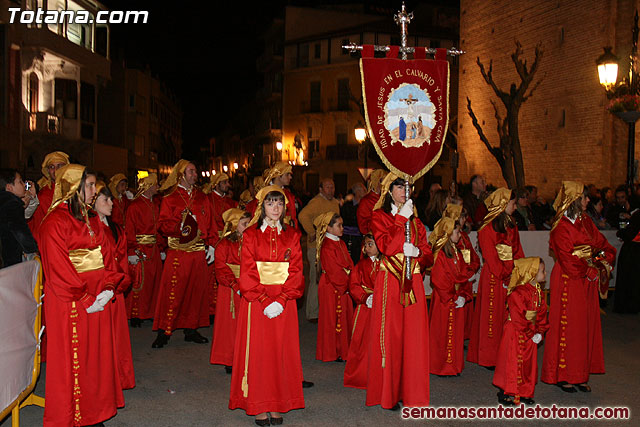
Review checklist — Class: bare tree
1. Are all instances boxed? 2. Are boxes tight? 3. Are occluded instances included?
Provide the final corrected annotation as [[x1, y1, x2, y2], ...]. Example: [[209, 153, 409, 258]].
[[467, 41, 543, 188]]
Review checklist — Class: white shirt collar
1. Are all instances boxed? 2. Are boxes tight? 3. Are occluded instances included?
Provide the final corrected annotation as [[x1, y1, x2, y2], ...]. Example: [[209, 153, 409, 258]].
[[369, 255, 377, 262], [564, 211, 577, 224], [214, 190, 224, 198], [325, 232, 339, 241], [260, 220, 282, 234], [178, 183, 192, 194], [391, 203, 399, 216], [99, 215, 108, 226]]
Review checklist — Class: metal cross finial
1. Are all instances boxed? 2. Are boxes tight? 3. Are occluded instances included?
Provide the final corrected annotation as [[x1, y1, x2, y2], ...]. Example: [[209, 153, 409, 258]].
[[394, 1, 414, 60]]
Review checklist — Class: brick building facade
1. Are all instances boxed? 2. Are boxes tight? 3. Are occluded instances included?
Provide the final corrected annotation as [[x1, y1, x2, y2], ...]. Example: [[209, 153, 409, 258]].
[[458, 0, 639, 199]]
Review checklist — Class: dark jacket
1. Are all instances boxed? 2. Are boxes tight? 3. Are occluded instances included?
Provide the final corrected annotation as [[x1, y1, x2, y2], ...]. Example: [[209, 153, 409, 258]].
[[0, 190, 38, 268]]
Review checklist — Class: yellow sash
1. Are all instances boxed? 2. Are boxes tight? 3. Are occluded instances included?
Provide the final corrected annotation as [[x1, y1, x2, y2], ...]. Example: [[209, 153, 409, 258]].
[[256, 261, 289, 285], [136, 234, 157, 245], [168, 237, 206, 252], [68, 247, 104, 273], [572, 245, 592, 259], [460, 249, 471, 264], [226, 263, 240, 279], [495, 244, 513, 261]]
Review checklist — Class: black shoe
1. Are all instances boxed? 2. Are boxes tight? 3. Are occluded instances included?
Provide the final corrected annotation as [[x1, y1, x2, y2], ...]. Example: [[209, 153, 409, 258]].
[[269, 414, 283, 425], [388, 403, 401, 411], [482, 365, 496, 371], [255, 417, 270, 426], [498, 394, 515, 406], [224, 366, 232, 374], [302, 380, 314, 388], [520, 397, 535, 405], [335, 357, 344, 362], [556, 381, 577, 393], [575, 383, 592, 393], [130, 318, 142, 328], [209, 314, 215, 325], [184, 329, 209, 344], [152, 330, 169, 348]]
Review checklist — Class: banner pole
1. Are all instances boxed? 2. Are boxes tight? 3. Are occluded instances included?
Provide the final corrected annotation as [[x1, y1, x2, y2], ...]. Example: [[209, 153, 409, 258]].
[[404, 180, 412, 279]]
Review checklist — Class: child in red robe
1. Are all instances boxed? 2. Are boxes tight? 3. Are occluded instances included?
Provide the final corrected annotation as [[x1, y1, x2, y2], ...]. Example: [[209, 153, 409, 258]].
[[467, 188, 524, 368], [210, 208, 251, 372], [315, 211, 354, 362], [343, 233, 379, 389], [494, 257, 549, 405], [429, 217, 478, 376], [442, 204, 481, 341]]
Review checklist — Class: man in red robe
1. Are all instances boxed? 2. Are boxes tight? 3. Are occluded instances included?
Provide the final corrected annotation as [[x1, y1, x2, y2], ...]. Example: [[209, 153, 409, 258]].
[[356, 169, 386, 235], [109, 173, 129, 228], [28, 151, 70, 241], [152, 160, 218, 348], [125, 173, 164, 327], [206, 172, 237, 236]]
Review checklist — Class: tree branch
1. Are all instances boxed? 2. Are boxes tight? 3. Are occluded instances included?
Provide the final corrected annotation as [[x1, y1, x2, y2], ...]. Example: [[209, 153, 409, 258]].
[[477, 57, 508, 100], [467, 97, 505, 167]]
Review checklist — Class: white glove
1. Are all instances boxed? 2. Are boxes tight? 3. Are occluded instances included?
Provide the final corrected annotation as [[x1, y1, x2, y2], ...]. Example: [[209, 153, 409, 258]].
[[128, 255, 140, 265], [455, 296, 465, 308], [206, 246, 215, 265], [398, 199, 414, 219], [263, 301, 284, 319], [531, 333, 542, 344], [365, 294, 373, 309], [95, 289, 114, 307], [160, 252, 167, 261], [502, 283, 509, 289], [403, 242, 420, 257], [86, 299, 105, 314], [236, 290, 241, 296]]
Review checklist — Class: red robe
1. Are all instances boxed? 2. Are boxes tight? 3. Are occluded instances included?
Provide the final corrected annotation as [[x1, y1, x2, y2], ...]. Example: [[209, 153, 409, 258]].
[[343, 256, 377, 389], [356, 191, 379, 235], [366, 210, 433, 408], [429, 248, 478, 375], [282, 187, 298, 228], [153, 186, 215, 334], [541, 215, 616, 385], [229, 223, 305, 415], [210, 238, 242, 366], [316, 237, 354, 362], [245, 198, 258, 217], [125, 195, 163, 319], [457, 231, 480, 340], [98, 218, 136, 390], [208, 191, 236, 315], [111, 195, 129, 229], [28, 183, 54, 241], [467, 223, 524, 367], [39, 206, 125, 426], [494, 282, 549, 400]]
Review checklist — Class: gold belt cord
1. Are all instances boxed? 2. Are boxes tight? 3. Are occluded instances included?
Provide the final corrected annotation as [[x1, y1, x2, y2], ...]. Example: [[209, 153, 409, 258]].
[[241, 302, 251, 397]]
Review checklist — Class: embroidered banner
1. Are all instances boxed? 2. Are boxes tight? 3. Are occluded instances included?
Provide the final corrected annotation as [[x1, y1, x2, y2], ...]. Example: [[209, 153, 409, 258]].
[[360, 48, 450, 181]]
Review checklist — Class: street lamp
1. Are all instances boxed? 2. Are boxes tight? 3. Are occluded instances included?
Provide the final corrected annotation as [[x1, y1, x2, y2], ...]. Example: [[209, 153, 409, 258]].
[[233, 162, 239, 170], [354, 120, 369, 170], [223, 165, 228, 173], [276, 141, 283, 151], [597, 11, 640, 190]]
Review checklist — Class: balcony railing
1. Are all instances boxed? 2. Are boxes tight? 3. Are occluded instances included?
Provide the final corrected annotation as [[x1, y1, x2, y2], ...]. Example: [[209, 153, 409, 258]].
[[28, 112, 61, 134]]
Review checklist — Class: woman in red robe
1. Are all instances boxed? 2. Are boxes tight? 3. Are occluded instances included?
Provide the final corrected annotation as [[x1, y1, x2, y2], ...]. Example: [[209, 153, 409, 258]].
[[39, 165, 125, 426], [494, 257, 549, 405], [467, 188, 524, 368], [93, 181, 136, 390], [229, 185, 305, 426], [366, 173, 433, 410], [210, 208, 251, 371], [343, 233, 378, 389], [541, 182, 616, 393], [124, 173, 163, 326], [442, 204, 480, 340], [429, 217, 478, 376], [315, 211, 354, 362]]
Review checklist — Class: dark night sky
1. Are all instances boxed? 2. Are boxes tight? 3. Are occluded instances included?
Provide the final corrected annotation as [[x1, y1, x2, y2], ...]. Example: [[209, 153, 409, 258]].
[[101, 0, 287, 158]]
